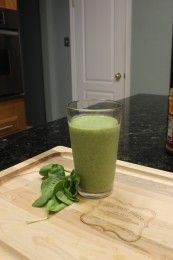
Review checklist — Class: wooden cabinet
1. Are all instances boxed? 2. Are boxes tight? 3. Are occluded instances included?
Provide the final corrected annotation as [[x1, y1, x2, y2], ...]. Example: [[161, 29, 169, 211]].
[[0, 0, 17, 10], [0, 98, 26, 138], [0, 0, 6, 8]]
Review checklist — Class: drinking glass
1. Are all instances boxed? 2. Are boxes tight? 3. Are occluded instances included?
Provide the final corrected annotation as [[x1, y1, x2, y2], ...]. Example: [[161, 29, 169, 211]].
[[67, 99, 122, 198]]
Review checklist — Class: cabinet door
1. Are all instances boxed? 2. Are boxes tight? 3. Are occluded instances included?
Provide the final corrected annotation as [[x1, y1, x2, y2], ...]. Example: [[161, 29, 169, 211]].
[[0, 0, 6, 8], [0, 98, 26, 137], [0, 0, 17, 10], [5, 0, 17, 10]]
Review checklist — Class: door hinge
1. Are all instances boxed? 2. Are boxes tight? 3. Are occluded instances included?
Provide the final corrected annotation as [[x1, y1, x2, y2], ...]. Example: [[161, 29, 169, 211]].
[[124, 73, 126, 79]]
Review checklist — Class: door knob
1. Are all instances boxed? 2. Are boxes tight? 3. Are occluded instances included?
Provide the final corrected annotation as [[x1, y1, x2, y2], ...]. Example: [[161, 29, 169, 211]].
[[113, 73, 121, 81]]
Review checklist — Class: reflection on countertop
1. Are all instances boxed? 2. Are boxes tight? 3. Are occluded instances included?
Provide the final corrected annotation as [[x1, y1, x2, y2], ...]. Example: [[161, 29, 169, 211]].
[[0, 94, 173, 172]]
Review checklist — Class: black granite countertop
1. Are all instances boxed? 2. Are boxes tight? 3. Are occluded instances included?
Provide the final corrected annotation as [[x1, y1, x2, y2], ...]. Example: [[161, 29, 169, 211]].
[[0, 94, 173, 172]]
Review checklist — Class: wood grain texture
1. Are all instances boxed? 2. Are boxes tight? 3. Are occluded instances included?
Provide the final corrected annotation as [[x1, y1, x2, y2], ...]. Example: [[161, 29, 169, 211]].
[[0, 0, 17, 10], [5, 0, 17, 9], [0, 0, 5, 8], [0, 146, 173, 259]]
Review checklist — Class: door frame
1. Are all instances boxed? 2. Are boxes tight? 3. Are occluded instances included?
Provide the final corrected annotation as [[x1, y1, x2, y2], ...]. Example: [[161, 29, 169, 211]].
[[69, 0, 132, 100]]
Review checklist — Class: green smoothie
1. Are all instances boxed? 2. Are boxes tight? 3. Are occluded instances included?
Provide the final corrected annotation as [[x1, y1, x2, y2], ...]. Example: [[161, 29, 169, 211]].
[[69, 115, 120, 194]]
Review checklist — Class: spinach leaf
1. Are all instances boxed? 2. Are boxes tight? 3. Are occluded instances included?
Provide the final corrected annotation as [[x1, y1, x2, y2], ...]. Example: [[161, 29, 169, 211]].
[[33, 177, 64, 207], [32, 194, 48, 208], [48, 164, 65, 178], [41, 177, 64, 194], [69, 170, 80, 196], [64, 170, 80, 201], [64, 188, 79, 202], [46, 196, 67, 213], [39, 164, 65, 178], [39, 164, 55, 177], [56, 191, 73, 205], [30, 163, 80, 224]]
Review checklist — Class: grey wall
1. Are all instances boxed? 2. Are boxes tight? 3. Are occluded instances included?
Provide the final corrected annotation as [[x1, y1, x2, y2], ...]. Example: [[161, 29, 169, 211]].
[[131, 0, 173, 96], [39, 0, 72, 121]]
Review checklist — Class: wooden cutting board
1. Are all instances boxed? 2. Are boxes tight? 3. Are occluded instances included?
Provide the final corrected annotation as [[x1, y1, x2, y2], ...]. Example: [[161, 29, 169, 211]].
[[1, 146, 173, 260]]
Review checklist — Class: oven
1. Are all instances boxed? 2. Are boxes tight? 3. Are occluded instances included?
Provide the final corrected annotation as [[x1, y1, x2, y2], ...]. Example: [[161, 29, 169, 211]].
[[0, 8, 23, 97]]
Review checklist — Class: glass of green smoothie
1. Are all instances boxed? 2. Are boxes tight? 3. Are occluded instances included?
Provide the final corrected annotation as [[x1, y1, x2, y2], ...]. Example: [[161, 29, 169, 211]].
[[67, 99, 122, 199]]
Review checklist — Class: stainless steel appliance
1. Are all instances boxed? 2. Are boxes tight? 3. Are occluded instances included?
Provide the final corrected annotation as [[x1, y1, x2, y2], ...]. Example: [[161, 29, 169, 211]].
[[0, 8, 23, 97]]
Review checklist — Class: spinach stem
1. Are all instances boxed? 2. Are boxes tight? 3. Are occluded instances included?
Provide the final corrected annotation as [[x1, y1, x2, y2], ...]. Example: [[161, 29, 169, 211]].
[[26, 216, 48, 224]]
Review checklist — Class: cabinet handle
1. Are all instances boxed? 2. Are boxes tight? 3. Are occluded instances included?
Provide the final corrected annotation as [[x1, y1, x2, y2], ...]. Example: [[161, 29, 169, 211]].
[[0, 124, 14, 131]]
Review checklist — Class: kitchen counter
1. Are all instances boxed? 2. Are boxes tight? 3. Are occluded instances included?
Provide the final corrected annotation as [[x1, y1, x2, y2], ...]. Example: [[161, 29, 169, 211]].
[[0, 94, 173, 172]]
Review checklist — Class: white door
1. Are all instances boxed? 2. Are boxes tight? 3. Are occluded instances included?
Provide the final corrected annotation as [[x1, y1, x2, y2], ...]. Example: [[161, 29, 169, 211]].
[[70, 0, 131, 101]]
